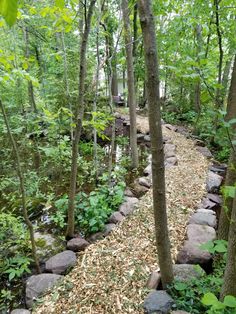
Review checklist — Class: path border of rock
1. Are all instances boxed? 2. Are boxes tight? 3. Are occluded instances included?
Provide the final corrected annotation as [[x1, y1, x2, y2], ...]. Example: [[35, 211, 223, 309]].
[[17, 118, 179, 313], [142, 138, 225, 314]]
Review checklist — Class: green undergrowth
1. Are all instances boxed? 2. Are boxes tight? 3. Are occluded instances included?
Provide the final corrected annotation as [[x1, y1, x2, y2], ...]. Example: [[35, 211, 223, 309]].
[[162, 107, 231, 162], [168, 240, 236, 314]]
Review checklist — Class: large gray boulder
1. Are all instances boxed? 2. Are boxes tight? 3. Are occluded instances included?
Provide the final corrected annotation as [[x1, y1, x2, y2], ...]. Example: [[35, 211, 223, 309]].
[[187, 224, 216, 243], [188, 212, 217, 228], [11, 310, 31, 314], [45, 250, 76, 274], [177, 224, 216, 265], [173, 264, 205, 282], [66, 238, 89, 252], [143, 290, 175, 314], [26, 274, 63, 308], [206, 171, 223, 193], [177, 241, 212, 265]]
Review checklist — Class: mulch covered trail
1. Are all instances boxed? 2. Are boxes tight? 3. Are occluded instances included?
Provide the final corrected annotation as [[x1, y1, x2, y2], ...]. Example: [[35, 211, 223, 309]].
[[34, 124, 209, 314]]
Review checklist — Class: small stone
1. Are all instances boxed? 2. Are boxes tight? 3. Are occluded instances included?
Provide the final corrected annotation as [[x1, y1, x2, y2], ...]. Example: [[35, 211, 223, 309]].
[[171, 311, 190, 314], [165, 156, 178, 167], [196, 208, 215, 215], [144, 164, 152, 176], [125, 196, 139, 204], [165, 124, 177, 132], [87, 232, 104, 243], [209, 164, 227, 174], [66, 238, 89, 252], [139, 177, 152, 188], [144, 135, 151, 142], [11, 310, 31, 314], [164, 144, 176, 158], [207, 193, 222, 204], [146, 271, 161, 289], [137, 133, 145, 141], [196, 146, 213, 158], [188, 212, 217, 228], [131, 180, 149, 197], [119, 202, 136, 216], [108, 211, 125, 224], [198, 198, 216, 209], [206, 171, 223, 193], [26, 274, 63, 308], [45, 250, 76, 274], [103, 223, 116, 236], [173, 264, 205, 282], [124, 188, 135, 197], [143, 290, 174, 314]]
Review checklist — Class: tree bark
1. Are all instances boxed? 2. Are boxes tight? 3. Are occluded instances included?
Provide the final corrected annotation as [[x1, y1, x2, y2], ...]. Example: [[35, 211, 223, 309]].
[[24, 27, 37, 112], [0, 100, 41, 273], [220, 185, 236, 298], [66, 0, 97, 239], [218, 55, 236, 241], [137, 0, 174, 288], [121, 0, 138, 169]]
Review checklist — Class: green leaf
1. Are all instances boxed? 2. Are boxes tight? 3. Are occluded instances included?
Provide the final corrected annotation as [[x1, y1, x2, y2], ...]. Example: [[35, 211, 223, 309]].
[[201, 292, 218, 306], [224, 295, 236, 308], [174, 282, 187, 291], [0, 0, 18, 26], [55, 0, 65, 8]]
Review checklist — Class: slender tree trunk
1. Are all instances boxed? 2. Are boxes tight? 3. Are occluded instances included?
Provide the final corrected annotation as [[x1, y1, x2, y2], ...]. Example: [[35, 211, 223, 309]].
[[121, 0, 138, 169], [218, 55, 236, 241], [66, 0, 97, 239], [214, 0, 224, 108], [0, 100, 41, 273], [194, 24, 202, 113], [24, 27, 37, 112], [138, 0, 174, 288], [220, 186, 236, 298]]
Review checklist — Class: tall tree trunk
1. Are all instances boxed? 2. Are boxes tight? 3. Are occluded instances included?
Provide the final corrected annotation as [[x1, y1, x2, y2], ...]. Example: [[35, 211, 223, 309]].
[[138, 0, 174, 288], [194, 24, 202, 113], [121, 0, 138, 169], [0, 100, 41, 273], [218, 55, 236, 241], [214, 0, 224, 108], [220, 185, 236, 298], [24, 27, 37, 112], [66, 0, 97, 239]]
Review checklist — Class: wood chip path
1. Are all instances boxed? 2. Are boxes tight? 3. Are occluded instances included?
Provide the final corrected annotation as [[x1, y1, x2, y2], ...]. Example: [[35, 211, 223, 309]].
[[34, 118, 209, 314]]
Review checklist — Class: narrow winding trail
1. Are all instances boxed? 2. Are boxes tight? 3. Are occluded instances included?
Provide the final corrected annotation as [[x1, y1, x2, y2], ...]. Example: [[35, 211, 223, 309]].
[[35, 119, 209, 314]]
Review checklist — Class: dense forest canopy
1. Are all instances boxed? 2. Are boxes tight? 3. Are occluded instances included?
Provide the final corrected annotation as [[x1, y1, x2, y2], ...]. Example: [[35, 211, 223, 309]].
[[0, 0, 236, 312]]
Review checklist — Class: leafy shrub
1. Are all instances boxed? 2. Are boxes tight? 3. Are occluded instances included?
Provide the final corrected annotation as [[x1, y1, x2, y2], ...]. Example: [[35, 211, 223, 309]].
[[51, 181, 125, 235], [202, 293, 236, 313], [0, 213, 31, 311]]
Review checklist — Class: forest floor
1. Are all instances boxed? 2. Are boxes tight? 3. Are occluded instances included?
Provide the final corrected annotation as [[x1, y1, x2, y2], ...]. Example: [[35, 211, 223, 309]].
[[34, 115, 209, 314]]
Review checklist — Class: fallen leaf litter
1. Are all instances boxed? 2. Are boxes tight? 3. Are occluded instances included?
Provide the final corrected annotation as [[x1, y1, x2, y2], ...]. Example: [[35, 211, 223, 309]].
[[34, 119, 209, 314]]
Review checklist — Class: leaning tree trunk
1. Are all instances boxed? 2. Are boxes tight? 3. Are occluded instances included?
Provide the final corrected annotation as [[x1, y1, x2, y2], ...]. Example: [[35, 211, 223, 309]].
[[0, 100, 41, 273], [218, 55, 236, 241], [220, 185, 236, 299], [66, 0, 97, 239], [121, 0, 138, 169], [137, 0, 174, 288]]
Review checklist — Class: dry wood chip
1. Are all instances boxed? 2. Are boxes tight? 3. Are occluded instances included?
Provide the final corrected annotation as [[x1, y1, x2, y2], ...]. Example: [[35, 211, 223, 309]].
[[34, 116, 209, 314]]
